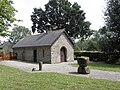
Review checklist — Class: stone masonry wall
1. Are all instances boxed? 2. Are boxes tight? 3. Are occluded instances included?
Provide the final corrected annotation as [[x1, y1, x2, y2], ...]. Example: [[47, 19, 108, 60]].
[[14, 33, 74, 64], [14, 46, 51, 63], [13, 48, 23, 60], [14, 47, 33, 62], [37, 46, 51, 63], [24, 48, 33, 62], [51, 33, 74, 64]]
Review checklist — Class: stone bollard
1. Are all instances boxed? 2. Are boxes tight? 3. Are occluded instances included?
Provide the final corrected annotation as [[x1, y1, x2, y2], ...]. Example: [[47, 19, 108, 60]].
[[77, 57, 90, 74], [39, 61, 43, 71]]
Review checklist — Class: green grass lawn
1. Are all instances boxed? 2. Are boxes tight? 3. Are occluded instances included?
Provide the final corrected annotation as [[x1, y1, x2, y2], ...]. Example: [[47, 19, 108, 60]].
[[72, 61, 120, 72], [0, 65, 120, 90]]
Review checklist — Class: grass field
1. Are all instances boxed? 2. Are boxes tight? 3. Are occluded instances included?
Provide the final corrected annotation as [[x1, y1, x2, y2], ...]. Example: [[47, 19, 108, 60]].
[[72, 61, 120, 72], [0, 65, 120, 90], [89, 61, 120, 72]]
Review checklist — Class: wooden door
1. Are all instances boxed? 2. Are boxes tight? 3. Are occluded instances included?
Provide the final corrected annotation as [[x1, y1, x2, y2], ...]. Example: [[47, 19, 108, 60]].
[[60, 47, 66, 62]]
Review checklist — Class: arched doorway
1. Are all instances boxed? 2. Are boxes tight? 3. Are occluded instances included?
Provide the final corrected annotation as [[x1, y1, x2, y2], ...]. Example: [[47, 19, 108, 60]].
[[60, 47, 67, 62]]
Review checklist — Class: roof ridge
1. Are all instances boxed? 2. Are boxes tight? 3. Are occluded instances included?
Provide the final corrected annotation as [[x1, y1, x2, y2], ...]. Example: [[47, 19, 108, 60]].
[[13, 29, 74, 48], [52, 29, 65, 32], [35, 33, 47, 41]]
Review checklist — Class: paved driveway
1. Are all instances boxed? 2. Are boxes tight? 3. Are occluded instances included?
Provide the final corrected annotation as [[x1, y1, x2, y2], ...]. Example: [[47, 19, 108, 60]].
[[0, 60, 120, 81]]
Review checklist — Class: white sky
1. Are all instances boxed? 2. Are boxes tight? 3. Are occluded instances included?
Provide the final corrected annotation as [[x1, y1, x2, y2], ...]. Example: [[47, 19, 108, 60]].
[[13, 0, 106, 30], [0, 0, 106, 42]]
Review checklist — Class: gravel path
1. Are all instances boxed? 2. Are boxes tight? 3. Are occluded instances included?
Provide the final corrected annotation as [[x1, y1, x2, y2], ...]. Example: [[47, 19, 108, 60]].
[[0, 60, 120, 81]]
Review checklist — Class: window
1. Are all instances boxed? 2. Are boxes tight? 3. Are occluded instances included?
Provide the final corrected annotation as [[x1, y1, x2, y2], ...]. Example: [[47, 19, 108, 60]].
[[43, 50, 44, 57]]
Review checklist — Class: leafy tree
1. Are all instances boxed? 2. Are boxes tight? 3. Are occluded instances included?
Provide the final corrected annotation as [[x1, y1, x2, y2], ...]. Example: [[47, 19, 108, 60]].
[[31, 0, 92, 40], [75, 40, 88, 51], [104, 0, 120, 53], [98, 0, 120, 63], [75, 38, 100, 51], [98, 26, 109, 52], [9, 25, 31, 44], [74, 40, 86, 51], [86, 40, 96, 51], [75, 30, 102, 51], [0, 0, 16, 36]]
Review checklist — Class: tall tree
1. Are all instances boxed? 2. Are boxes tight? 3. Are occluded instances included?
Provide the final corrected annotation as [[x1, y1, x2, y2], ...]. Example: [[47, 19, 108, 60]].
[[0, 0, 16, 36], [98, 26, 110, 52], [75, 36, 100, 51], [104, 0, 120, 53], [9, 25, 31, 44], [31, 0, 92, 40]]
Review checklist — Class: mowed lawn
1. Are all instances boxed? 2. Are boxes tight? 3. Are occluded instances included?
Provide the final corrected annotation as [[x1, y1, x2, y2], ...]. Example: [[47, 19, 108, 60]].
[[72, 61, 120, 72], [89, 62, 120, 72], [0, 65, 120, 90]]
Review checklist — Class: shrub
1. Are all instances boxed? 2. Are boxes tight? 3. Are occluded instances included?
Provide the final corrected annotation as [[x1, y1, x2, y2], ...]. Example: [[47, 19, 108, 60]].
[[74, 51, 108, 62]]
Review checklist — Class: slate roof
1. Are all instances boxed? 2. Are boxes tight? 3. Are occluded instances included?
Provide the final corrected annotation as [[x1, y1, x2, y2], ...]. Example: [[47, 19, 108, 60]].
[[13, 29, 74, 48]]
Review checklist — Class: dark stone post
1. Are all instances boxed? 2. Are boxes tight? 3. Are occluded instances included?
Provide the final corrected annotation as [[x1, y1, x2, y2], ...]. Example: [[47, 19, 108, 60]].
[[77, 57, 90, 74], [39, 61, 43, 71]]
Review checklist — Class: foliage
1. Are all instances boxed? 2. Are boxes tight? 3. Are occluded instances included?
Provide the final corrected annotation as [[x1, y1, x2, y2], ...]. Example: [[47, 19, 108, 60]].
[[75, 32, 100, 51], [105, 0, 120, 53], [98, 27, 116, 63], [74, 51, 108, 62], [0, 65, 120, 90], [0, 0, 16, 36], [98, 26, 109, 52], [86, 40, 99, 51], [0, 42, 13, 53], [97, 0, 120, 63], [75, 0, 120, 64], [9, 25, 31, 44], [31, 0, 92, 40]]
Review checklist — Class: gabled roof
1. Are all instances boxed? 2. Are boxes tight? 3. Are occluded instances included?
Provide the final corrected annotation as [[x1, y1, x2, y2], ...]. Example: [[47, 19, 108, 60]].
[[13, 29, 74, 48]]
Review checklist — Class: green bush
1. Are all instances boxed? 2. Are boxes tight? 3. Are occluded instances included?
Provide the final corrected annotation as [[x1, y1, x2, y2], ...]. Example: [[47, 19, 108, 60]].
[[74, 51, 108, 62]]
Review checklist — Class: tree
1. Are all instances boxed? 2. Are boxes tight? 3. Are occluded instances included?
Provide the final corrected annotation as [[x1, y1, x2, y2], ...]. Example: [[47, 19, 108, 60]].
[[75, 38, 100, 51], [98, 26, 109, 52], [9, 25, 31, 44], [75, 30, 101, 51], [31, 0, 92, 40], [104, 0, 120, 53], [98, 0, 120, 63], [86, 40, 98, 51], [0, 0, 16, 36]]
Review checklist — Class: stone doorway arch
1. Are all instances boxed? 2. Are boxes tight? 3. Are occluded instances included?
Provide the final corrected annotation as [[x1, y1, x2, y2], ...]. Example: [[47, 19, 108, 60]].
[[60, 47, 67, 62]]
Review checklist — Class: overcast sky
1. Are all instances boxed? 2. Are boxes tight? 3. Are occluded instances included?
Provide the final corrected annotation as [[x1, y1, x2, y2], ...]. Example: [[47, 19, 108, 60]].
[[12, 0, 106, 31], [0, 0, 106, 42]]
